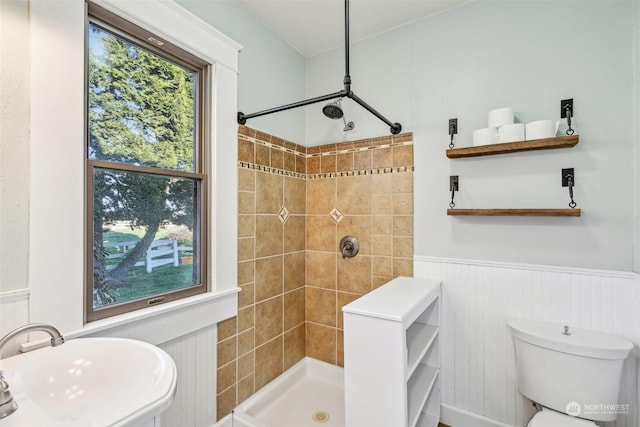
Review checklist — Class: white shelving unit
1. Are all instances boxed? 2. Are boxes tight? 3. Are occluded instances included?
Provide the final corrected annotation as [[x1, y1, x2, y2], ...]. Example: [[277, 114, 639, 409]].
[[343, 276, 441, 427]]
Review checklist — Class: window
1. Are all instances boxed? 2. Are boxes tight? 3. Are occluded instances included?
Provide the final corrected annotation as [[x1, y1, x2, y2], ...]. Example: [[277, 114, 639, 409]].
[[86, 4, 209, 321]]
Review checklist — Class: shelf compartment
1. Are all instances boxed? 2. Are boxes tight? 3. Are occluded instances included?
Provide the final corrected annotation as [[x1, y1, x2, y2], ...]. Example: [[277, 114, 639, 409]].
[[446, 135, 579, 158], [447, 208, 581, 217], [407, 364, 439, 427], [406, 323, 439, 380]]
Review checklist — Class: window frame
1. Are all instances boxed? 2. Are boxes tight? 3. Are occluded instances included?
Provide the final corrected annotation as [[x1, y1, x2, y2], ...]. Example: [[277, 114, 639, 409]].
[[85, 3, 210, 322]]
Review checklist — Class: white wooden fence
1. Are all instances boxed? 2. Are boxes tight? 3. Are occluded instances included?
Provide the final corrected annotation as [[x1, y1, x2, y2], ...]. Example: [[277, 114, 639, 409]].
[[104, 239, 191, 273]]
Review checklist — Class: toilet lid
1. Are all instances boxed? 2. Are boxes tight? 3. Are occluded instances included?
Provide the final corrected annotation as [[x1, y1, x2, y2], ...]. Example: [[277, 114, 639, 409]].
[[528, 410, 596, 427]]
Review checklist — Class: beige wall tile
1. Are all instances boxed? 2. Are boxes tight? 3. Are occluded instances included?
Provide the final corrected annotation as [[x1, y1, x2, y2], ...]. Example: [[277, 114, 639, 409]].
[[238, 328, 255, 356], [237, 374, 255, 405], [271, 147, 284, 169], [284, 177, 306, 214], [238, 214, 255, 238], [238, 168, 255, 192], [238, 139, 254, 163], [337, 216, 371, 255], [284, 323, 306, 370], [238, 351, 254, 379], [284, 287, 305, 330], [393, 193, 413, 215], [306, 251, 336, 289], [295, 155, 306, 175], [393, 215, 413, 237], [238, 306, 255, 332], [218, 317, 237, 342], [255, 336, 284, 391], [238, 237, 254, 261], [217, 336, 237, 367], [255, 215, 283, 257], [238, 191, 255, 214], [372, 215, 393, 236], [373, 275, 391, 289], [353, 150, 371, 171], [255, 256, 283, 302], [372, 235, 392, 256], [307, 156, 320, 175], [239, 283, 254, 308], [306, 287, 336, 327], [372, 147, 392, 169], [393, 257, 414, 277], [393, 236, 413, 258], [306, 178, 335, 214], [392, 171, 413, 194], [306, 323, 336, 365], [337, 175, 371, 215], [337, 292, 360, 329], [284, 251, 305, 292], [284, 216, 305, 253], [306, 215, 336, 252], [371, 173, 392, 194], [238, 260, 254, 285], [320, 154, 336, 174], [216, 384, 236, 421], [283, 152, 296, 172], [337, 255, 371, 294], [393, 145, 413, 167], [336, 152, 353, 172], [255, 131, 272, 144], [255, 172, 283, 215], [255, 296, 283, 346], [255, 144, 270, 167], [372, 256, 392, 277], [217, 361, 236, 391], [371, 194, 392, 214]]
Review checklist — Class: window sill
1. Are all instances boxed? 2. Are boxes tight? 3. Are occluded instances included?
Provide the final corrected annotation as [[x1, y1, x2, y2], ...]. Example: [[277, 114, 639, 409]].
[[21, 288, 239, 352]]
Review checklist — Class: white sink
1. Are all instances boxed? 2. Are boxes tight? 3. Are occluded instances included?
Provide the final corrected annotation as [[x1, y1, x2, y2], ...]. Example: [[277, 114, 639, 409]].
[[0, 337, 177, 426]]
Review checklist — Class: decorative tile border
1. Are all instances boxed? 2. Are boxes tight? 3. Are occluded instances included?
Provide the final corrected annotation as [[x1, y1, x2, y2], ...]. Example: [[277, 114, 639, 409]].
[[238, 125, 414, 179]]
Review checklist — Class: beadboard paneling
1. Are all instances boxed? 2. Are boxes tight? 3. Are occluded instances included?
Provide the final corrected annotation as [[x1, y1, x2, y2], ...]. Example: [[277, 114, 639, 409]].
[[0, 289, 30, 357], [415, 256, 639, 427]]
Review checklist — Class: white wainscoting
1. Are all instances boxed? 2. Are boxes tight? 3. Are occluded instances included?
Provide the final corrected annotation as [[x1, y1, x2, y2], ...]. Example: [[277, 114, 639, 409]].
[[0, 289, 30, 357], [414, 256, 640, 427]]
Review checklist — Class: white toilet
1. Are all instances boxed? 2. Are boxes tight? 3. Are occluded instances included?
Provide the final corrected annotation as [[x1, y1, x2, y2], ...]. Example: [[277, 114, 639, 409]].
[[508, 320, 633, 427]]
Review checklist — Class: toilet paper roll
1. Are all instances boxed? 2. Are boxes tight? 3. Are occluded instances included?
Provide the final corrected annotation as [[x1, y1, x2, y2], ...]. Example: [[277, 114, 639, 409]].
[[525, 120, 559, 140], [488, 107, 514, 128], [498, 123, 525, 143], [473, 127, 499, 146]]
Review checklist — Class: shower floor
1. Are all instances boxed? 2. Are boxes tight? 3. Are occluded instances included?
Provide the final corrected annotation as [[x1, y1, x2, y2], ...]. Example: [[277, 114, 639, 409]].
[[233, 357, 345, 427]]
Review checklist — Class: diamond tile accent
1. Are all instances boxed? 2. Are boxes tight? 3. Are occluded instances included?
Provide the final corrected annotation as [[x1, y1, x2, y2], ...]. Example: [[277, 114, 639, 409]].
[[277, 206, 290, 223], [329, 207, 344, 223]]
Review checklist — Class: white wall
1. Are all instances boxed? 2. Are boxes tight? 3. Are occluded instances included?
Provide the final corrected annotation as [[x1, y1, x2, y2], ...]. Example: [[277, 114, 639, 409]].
[[0, 0, 30, 293], [177, 0, 307, 144], [307, 0, 635, 271]]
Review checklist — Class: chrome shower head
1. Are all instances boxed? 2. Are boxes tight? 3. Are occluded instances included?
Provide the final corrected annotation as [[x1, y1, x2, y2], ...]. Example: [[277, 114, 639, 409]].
[[322, 100, 344, 119]]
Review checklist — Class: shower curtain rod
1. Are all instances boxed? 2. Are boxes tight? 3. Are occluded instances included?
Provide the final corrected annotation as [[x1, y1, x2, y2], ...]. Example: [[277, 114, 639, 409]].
[[237, 0, 402, 135]]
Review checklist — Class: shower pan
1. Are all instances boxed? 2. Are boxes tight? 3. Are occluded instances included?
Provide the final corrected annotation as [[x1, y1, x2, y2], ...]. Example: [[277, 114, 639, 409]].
[[237, 0, 402, 135]]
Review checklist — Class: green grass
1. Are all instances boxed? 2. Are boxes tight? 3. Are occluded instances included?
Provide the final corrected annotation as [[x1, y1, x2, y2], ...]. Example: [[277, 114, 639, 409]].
[[112, 262, 196, 303]]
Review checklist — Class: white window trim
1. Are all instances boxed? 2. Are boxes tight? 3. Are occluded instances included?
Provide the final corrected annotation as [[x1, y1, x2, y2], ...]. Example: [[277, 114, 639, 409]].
[[28, 0, 240, 342]]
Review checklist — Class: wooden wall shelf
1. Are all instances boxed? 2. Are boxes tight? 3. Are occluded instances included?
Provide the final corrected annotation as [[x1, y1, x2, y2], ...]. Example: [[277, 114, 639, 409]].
[[446, 135, 579, 159], [447, 208, 581, 217]]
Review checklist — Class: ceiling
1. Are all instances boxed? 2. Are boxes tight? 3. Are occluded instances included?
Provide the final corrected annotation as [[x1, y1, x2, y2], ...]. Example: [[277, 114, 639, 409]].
[[237, 0, 469, 58]]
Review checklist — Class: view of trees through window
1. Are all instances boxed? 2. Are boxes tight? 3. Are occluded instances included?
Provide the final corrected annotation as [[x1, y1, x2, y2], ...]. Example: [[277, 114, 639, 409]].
[[87, 20, 205, 317]]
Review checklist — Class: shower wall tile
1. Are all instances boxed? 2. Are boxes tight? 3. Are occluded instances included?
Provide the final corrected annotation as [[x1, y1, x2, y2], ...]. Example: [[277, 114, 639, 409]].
[[255, 336, 284, 390], [219, 127, 414, 420]]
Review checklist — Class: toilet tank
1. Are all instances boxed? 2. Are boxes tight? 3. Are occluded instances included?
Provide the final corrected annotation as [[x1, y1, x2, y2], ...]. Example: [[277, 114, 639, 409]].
[[508, 320, 633, 422]]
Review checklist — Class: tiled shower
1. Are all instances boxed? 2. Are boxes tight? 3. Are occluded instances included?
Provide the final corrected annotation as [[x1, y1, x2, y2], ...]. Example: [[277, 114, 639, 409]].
[[215, 126, 414, 419]]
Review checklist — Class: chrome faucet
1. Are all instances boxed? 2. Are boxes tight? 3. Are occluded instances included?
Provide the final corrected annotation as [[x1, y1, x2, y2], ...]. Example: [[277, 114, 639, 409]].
[[0, 323, 65, 419]]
